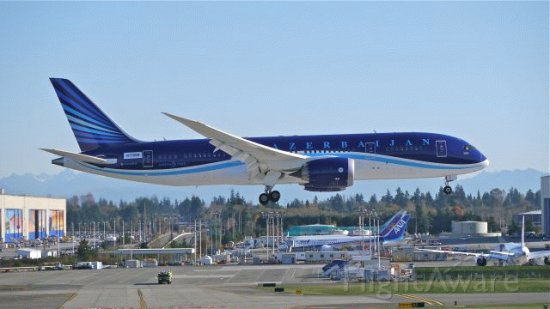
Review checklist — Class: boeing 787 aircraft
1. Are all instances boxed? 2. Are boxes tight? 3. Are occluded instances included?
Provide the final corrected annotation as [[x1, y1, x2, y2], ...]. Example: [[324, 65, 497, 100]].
[[43, 78, 489, 204]]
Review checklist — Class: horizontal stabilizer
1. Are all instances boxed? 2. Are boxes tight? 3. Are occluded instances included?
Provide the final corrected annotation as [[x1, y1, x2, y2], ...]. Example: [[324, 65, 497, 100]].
[[40, 148, 111, 165]]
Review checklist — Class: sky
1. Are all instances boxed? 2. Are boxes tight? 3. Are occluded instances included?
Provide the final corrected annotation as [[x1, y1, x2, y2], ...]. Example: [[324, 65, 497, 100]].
[[0, 1, 548, 179]]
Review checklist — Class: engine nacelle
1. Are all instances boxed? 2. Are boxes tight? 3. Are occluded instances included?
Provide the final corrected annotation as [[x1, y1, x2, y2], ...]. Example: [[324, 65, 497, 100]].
[[297, 157, 354, 192], [476, 257, 487, 266]]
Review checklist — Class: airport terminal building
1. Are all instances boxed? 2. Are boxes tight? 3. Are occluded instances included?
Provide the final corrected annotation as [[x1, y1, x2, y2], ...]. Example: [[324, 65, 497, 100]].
[[0, 191, 66, 242]]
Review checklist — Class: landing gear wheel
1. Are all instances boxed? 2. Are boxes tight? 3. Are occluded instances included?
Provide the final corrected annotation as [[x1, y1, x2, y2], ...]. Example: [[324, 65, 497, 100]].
[[443, 185, 453, 195], [259, 193, 270, 205], [269, 191, 281, 203]]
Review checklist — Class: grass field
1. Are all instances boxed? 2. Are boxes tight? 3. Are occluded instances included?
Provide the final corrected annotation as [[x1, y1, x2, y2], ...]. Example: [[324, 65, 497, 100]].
[[461, 304, 547, 309], [268, 279, 550, 296], [415, 265, 550, 280]]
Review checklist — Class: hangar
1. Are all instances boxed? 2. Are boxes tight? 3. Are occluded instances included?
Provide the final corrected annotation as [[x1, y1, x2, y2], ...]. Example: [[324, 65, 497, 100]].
[[0, 190, 66, 242]]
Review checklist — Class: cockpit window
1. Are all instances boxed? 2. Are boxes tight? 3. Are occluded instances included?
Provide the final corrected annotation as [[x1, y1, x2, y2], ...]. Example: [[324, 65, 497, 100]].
[[464, 145, 475, 151]]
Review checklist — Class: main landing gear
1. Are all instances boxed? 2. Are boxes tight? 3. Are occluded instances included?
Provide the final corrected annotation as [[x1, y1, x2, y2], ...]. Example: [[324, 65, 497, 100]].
[[443, 175, 457, 195], [259, 187, 280, 205]]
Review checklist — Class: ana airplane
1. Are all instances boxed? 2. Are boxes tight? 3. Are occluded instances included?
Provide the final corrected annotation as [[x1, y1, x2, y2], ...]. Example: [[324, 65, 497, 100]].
[[417, 217, 550, 266], [279, 210, 410, 251], [43, 78, 489, 204]]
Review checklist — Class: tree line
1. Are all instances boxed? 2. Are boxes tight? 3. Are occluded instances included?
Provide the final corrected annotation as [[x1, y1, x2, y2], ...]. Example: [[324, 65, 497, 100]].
[[67, 186, 542, 244]]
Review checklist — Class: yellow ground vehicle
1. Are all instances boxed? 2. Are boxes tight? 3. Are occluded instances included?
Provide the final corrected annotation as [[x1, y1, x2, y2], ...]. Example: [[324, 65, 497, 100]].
[[157, 270, 173, 284]]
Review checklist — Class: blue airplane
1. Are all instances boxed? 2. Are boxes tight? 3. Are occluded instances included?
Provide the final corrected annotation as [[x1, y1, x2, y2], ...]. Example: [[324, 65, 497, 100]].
[[43, 78, 489, 205]]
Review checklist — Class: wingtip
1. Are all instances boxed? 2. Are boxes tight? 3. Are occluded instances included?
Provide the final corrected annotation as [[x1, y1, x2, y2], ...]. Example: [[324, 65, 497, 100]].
[[163, 112, 196, 124], [162, 112, 179, 120]]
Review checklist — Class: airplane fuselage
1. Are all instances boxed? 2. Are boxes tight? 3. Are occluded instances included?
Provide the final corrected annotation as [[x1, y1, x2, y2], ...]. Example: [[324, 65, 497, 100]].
[[56, 132, 488, 187]]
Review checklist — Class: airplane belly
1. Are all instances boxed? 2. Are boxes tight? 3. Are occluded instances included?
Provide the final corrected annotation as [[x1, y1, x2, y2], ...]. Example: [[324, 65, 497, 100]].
[[352, 155, 484, 180], [64, 159, 255, 186]]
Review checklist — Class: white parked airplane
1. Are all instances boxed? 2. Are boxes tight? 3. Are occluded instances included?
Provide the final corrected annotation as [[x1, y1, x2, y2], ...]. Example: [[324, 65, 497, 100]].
[[279, 210, 410, 251], [417, 217, 550, 266]]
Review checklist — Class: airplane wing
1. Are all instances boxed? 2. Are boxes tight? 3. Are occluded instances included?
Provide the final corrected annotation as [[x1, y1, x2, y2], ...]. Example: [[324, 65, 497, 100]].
[[416, 248, 485, 258], [527, 250, 550, 260], [163, 113, 308, 184], [41, 148, 112, 165]]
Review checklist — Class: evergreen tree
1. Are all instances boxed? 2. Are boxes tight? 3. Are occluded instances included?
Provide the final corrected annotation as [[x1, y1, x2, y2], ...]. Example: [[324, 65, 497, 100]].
[[77, 239, 95, 261]]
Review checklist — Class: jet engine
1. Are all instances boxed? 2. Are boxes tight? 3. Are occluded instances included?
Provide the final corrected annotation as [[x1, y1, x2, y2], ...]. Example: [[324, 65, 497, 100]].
[[476, 256, 487, 266], [293, 157, 354, 192]]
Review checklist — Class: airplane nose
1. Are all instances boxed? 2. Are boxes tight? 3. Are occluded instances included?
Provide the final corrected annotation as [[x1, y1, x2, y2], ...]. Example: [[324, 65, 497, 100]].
[[478, 152, 489, 169]]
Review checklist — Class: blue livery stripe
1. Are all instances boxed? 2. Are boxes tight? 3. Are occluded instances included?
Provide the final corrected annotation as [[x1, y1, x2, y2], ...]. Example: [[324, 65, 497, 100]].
[[73, 138, 125, 144], [70, 123, 125, 138], [58, 80, 110, 121], [77, 160, 243, 176], [66, 115, 122, 135], [61, 101, 117, 131]]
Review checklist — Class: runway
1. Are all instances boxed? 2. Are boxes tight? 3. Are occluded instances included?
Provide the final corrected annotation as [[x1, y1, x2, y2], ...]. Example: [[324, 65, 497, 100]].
[[0, 264, 548, 308]]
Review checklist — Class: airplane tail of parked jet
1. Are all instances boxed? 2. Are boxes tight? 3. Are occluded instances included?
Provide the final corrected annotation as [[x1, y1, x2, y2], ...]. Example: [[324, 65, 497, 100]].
[[379, 210, 410, 243], [49, 78, 138, 152], [279, 210, 410, 251]]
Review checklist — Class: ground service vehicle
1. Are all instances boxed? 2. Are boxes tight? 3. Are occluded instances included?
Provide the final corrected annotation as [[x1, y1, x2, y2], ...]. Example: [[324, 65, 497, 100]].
[[158, 271, 173, 284]]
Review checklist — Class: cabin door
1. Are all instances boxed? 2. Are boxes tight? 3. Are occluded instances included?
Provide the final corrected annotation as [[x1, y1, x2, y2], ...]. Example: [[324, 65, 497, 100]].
[[143, 150, 153, 168], [435, 140, 447, 157]]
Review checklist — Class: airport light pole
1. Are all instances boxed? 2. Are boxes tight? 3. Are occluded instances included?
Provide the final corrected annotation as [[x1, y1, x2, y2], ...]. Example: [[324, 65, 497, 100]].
[[193, 219, 201, 265], [357, 209, 367, 255], [271, 212, 275, 256], [199, 219, 202, 259], [138, 220, 142, 244], [261, 212, 269, 260], [272, 212, 280, 256], [113, 219, 116, 247], [377, 216, 381, 270], [279, 213, 284, 241], [92, 221, 96, 249], [72, 222, 75, 255]]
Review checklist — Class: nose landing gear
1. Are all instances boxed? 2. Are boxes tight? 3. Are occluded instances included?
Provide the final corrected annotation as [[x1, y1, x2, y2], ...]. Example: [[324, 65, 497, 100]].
[[443, 175, 457, 195], [259, 187, 281, 205]]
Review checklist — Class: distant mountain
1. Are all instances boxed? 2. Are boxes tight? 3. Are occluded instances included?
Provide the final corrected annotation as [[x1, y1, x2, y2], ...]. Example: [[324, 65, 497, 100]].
[[0, 168, 546, 204]]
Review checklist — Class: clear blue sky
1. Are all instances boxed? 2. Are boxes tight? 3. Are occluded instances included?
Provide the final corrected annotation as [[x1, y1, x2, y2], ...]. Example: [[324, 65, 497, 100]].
[[0, 2, 548, 178]]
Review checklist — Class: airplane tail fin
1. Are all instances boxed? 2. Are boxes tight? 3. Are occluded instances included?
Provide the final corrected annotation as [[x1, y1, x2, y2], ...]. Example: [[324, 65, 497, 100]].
[[380, 210, 409, 242], [49, 78, 138, 152]]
